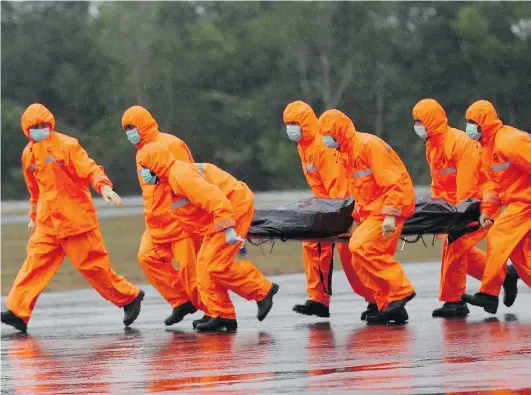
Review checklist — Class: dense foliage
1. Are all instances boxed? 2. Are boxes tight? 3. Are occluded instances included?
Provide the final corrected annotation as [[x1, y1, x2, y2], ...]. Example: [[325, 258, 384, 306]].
[[2, 1, 530, 199]]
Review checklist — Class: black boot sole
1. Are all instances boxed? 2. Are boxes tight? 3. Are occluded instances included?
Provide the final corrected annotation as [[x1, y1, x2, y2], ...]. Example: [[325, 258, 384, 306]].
[[257, 283, 279, 321], [1, 316, 27, 333], [196, 319, 238, 332], [123, 290, 145, 327], [192, 316, 212, 329], [432, 306, 470, 318], [360, 304, 378, 321], [293, 304, 330, 318], [461, 294, 498, 314], [367, 310, 409, 326]]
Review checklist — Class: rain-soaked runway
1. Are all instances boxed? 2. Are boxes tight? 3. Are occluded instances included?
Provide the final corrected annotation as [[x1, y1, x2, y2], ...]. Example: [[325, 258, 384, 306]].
[[2, 262, 531, 395]]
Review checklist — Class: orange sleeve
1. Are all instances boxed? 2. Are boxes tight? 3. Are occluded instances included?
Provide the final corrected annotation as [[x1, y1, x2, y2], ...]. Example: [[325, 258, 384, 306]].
[[500, 131, 531, 173], [22, 151, 39, 221], [317, 148, 347, 199], [479, 160, 501, 218], [455, 139, 481, 203], [367, 142, 409, 217], [170, 165, 236, 231], [69, 140, 112, 193], [168, 139, 194, 164]]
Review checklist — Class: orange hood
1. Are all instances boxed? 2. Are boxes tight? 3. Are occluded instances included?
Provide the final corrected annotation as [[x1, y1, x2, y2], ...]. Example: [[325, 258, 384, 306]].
[[412, 98, 448, 139], [318, 109, 357, 153], [21, 104, 56, 140], [465, 100, 503, 145], [122, 106, 159, 148], [136, 142, 175, 179], [283, 101, 318, 142]]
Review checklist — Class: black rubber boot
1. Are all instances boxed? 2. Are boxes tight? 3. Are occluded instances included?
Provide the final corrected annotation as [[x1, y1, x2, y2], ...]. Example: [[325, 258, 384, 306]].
[[257, 283, 279, 321], [461, 292, 498, 314], [432, 301, 469, 318], [380, 292, 416, 316], [123, 290, 145, 327], [164, 301, 198, 326], [367, 306, 409, 325], [196, 317, 238, 332], [293, 300, 330, 318], [360, 303, 378, 321], [192, 315, 212, 329], [502, 265, 519, 307], [1, 310, 27, 333]]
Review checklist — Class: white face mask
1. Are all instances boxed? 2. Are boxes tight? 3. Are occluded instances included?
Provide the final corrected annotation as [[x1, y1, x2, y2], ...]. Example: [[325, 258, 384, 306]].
[[322, 135, 338, 149], [286, 125, 302, 142], [414, 124, 428, 140], [466, 123, 481, 141], [29, 127, 50, 142]]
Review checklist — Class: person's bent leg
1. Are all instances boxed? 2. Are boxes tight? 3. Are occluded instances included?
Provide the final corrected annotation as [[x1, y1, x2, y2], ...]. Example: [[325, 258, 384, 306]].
[[64, 229, 140, 306], [4, 231, 65, 328], [138, 231, 189, 308]]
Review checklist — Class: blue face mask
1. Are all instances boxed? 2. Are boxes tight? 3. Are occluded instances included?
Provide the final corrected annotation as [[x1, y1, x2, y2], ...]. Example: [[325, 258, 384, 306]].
[[29, 127, 50, 142], [322, 135, 338, 149], [466, 123, 481, 141], [126, 128, 141, 145], [414, 124, 428, 140], [141, 168, 158, 185], [286, 125, 302, 142]]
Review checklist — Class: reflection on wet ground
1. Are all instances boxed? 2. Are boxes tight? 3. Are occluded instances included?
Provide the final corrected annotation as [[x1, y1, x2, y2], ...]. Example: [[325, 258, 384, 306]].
[[2, 263, 531, 394]]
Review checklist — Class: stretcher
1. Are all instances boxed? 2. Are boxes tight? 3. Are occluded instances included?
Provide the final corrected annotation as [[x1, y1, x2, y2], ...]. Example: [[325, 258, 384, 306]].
[[248, 197, 481, 247]]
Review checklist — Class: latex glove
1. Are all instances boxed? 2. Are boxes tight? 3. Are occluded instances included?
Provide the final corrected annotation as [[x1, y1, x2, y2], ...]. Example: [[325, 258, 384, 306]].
[[479, 213, 494, 229], [347, 221, 359, 235], [101, 185, 122, 207], [224, 227, 244, 245], [28, 219, 35, 236], [382, 215, 396, 238]]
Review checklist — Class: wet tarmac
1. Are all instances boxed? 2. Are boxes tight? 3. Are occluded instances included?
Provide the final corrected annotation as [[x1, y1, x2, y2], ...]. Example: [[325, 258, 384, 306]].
[[2, 262, 531, 394]]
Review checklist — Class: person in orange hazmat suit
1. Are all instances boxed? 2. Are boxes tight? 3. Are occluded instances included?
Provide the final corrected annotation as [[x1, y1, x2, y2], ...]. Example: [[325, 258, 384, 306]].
[[283, 101, 376, 320], [412, 98, 518, 318], [318, 109, 416, 325], [136, 142, 279, 331], [1, 103, 144, 333], [462, 100, 531, 314], [122, 105, 207, 327]]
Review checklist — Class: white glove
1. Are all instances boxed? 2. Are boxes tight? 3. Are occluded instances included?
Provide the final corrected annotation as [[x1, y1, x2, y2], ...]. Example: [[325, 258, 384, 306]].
[[479, 212, 494, 229], [224, 227, 244, 245], [382, 215, 396, 238], [101, 185, 122, 207], [28, 219, 35, 236]]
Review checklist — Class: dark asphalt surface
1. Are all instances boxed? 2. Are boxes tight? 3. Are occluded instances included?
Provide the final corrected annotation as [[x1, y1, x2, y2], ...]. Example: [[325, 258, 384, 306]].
[[2, 262, 531, 395]]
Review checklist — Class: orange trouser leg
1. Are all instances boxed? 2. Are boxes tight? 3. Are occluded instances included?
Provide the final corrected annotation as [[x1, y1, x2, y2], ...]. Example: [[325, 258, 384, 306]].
[[348, 216, 415, 311], [6, 231, 65, 322], [480, 203, 531, 296], [197, 207, 272, 319], [302, 242, 333, 306], [171, 236, 207, 312], [439, 229, 487, 302], [63, 228, 139, 307], [508, 232, 531, 288], [137, 230, 189, 308], [336, 243, 375, 303]]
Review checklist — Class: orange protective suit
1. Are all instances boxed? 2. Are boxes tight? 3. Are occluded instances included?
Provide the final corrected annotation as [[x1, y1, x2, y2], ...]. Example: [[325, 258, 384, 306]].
[[413, 99, 487, 302], [122, 106, 204, 311], [137, 142, 274, 319], [466, 100, 531, 295], [6, 104, 140, 322], [283, 101, 373, 306], [318, 109, 416, 311]]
